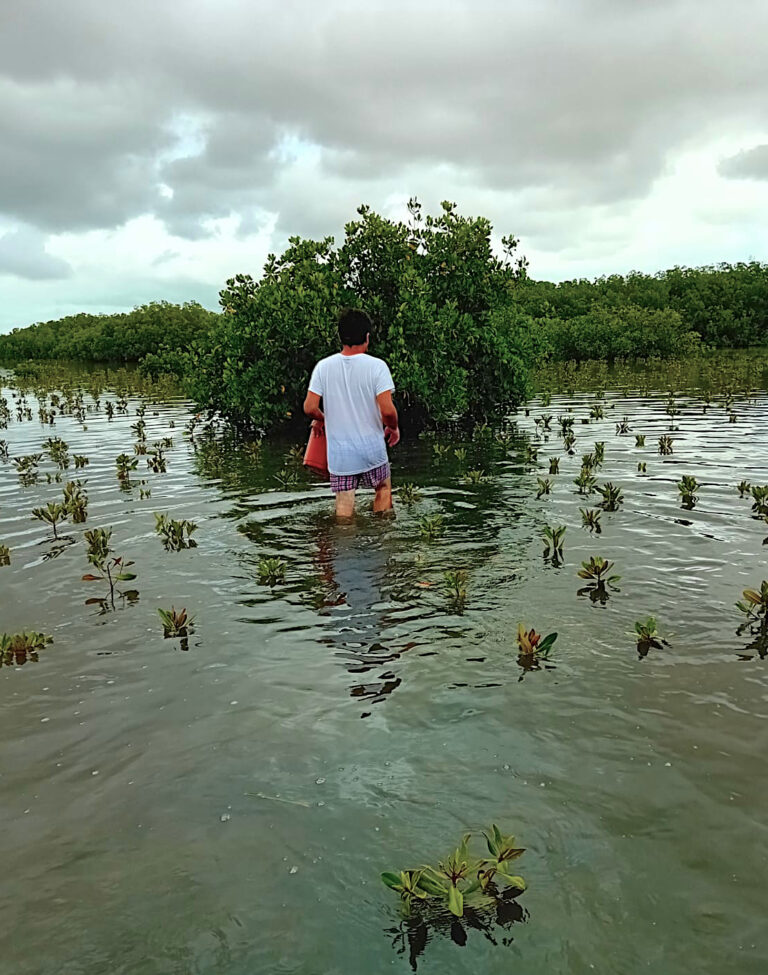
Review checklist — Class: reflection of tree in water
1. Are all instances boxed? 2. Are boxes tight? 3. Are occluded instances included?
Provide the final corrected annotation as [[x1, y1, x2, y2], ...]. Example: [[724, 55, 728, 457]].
[[386, 894, 528, 971], [312, 522, 420, 716]]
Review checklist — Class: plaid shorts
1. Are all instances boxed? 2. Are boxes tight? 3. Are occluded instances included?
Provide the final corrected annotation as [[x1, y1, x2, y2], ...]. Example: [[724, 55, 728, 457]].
[[330, 462, 391, 493]]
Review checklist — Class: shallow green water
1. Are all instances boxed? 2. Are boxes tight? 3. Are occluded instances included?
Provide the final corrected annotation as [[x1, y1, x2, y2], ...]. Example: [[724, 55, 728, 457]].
[[1, 357, 768, 974]]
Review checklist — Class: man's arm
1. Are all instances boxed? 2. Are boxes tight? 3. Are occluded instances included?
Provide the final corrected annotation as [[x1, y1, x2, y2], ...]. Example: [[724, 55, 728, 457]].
[[376, 389, 400, 447], [303, 390, 324, 423]]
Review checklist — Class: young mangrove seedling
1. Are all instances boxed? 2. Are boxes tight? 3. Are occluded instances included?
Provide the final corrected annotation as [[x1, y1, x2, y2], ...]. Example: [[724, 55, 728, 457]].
[[750, 485, 768, 518], [139, 481, 151, 499], [0, 543, 10, 566], [158, 607, 195, 638], [736, 581, 768, 622], [522, 443, 539, 465], [574, 469, 597, 495], [677, 474, 700, 509], [432, 442, 450, 459], [578, 556, 621, 586], [453, 447, 467, 465], [73, 454, 89, 469], [559, 415, 575, 436], [637, 462, 647, 474], [444, 569, 468, 609], [274, 466, 299, 490], [133, 440, 148, 455], [0, 439, 9, 461], [542, 524, 566, 556], [563, 431, 576, 453], [580, 508, 602, 533], [593, 441, 606, 464], [462, 468, 489, 485], [635, 434, 646, 447], [589, 404, 604, 420], [115, 453, 138, 481], [82, 527, 138, 609], [381, 824, 527, 919], [596, 481, 624, 511], [516, 624, 558, 658], [633, 616, 668, 657], [548, 457, 560, 474], [258, 557, 286, 586], [62, 480, 88, 523], [397, 483, 422, 505], [32, 501, 67, 539], [147, 447, 167, 473], [536, 477, 553, 498], [154, 512, 198, 551], [419, 514, 445, 541], [616, 418, 631, 435], [0, 631, 53, 667], [658, 435, 673, 456], [737, 480, 751, 497], [581, 451, 597, 472]]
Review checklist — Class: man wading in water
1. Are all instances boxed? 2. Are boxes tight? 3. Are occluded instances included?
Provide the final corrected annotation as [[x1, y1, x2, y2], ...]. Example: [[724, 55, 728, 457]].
[[303, 308, 400, 520]]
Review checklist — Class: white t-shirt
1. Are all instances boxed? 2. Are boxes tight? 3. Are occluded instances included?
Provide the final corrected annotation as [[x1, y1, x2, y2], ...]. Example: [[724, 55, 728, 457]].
[[309, 352, 395, 476]]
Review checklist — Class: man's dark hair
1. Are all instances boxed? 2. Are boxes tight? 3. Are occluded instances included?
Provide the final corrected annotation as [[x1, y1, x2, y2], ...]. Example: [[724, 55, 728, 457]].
[[338, 308, 372, 346]]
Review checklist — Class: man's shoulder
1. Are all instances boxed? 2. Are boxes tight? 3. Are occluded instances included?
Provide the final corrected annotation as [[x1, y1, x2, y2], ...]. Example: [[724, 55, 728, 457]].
[[361, 354, 390, 370], [314, 352, 341, 370]]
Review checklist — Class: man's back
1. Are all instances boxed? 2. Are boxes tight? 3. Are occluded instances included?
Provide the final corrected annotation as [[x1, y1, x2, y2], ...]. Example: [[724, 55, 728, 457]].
[[309, 352, 394, 475]]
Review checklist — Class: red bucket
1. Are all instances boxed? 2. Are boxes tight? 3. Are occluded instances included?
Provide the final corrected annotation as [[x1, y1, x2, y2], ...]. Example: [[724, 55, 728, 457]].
[[303, 421, 329, 478]]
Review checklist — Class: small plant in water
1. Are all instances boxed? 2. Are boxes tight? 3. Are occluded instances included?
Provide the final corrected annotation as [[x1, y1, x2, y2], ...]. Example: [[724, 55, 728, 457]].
[[154, 512, 198, 551], [82, 528, 138, 610], [589, 404, 604, 420], [115, 453, 138, 481], [637, 461, 647, 473], [632, 616, 668, 657], [580, 508, 602, 533], [737, 480, 751, 497], [1, 631, 53, 667], [147, 447, 167, 473], [62, 480, 88, 523], [397, 483, 422, 504], [548, 457, 560, 474], [593, 441, 605, 464], [73, 454, 89, 469], [0, 543, 10, 566], [596, 481, 624, 511], [32, 501, 67, 539], [258, 556, 286, 586], [462, 468, 488, 485], [542, 524, 566, 557], [158, 607, 195, 638], [563, 431, 576, 453], [453, 447, 467, 465], [658, 435, 673, 455], [615, 417, 630, 435], [635, 434, 646, 447], [750, 485, 768, 518], [419, 514, 445, 540], [443, 569, 468, 609], [574, 469, 597, 495], [578, 555, 620, 585], [516, 623, 558, 659], [381, 824, 526, 919], [736, 581, 768, 621], [677, 474, 700, 508], [536, 477, 552, 498], [274, 466, 299, 490]]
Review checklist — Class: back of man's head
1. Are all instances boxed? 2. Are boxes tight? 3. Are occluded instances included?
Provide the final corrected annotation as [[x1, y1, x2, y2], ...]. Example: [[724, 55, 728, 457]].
[[338, 308, 371, 347]]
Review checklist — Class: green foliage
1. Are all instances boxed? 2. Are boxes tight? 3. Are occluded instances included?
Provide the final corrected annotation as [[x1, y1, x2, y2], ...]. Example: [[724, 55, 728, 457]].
[[115, 453, 138, 480], [32, 501, 66, 538], [419, 514, 444, 540], [381, 824, 526, 918], [736, 581, 768, 620], [736, 480, 751, 497], [634, 617, 660, 640], [258, 557, 286, 586], [578, 556, 621, 585], [658, 435, 674, 455], [542, 524, 566, 554], [516, 624, 558, 657], [0, 543, 10, 566], [580, 508, 602, 533], [82, 528, 138, 609], [0, 301, 218, 363], [154, 513, 198, 551], [677, 475, 700, 508], [397, 482, 422, 504], [158, 606, 195, 637], [173, 201, 537, 430], [444, 569, 469, 609], [1, 631, 53, 667], [750, 485, 768, 518], [635, 434, 646, 447], [596, 481, 624, 511], [62, 480, 88, 523]]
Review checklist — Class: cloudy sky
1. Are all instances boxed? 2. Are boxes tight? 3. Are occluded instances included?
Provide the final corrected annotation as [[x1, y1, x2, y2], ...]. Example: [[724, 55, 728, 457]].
[[1, 0, 767, 333]]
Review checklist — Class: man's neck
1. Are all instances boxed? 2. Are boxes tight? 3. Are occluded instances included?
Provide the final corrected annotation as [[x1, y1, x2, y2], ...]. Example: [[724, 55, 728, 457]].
[[340, 344, 368, 356]]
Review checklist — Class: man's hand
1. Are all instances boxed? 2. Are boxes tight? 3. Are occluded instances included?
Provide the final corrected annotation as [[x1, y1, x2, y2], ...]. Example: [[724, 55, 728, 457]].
[[311, 418, 325, 435], [385, 425, 400, 447]]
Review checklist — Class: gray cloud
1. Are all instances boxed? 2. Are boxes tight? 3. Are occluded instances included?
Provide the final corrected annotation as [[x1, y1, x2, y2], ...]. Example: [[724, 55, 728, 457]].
[[0, 0, 767, 250], [719, 144, 768, 180], [0, 226, 72, 279]]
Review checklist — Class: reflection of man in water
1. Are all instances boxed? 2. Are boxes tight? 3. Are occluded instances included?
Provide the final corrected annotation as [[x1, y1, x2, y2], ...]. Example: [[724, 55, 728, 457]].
[[303, 308, 400, 521], [314, 522, 404, 711]]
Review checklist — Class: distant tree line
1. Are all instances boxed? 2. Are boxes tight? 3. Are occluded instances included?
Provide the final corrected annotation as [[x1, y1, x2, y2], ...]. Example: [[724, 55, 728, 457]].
[[1, 202, 766, 429], [0, 301, 219, 363]]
